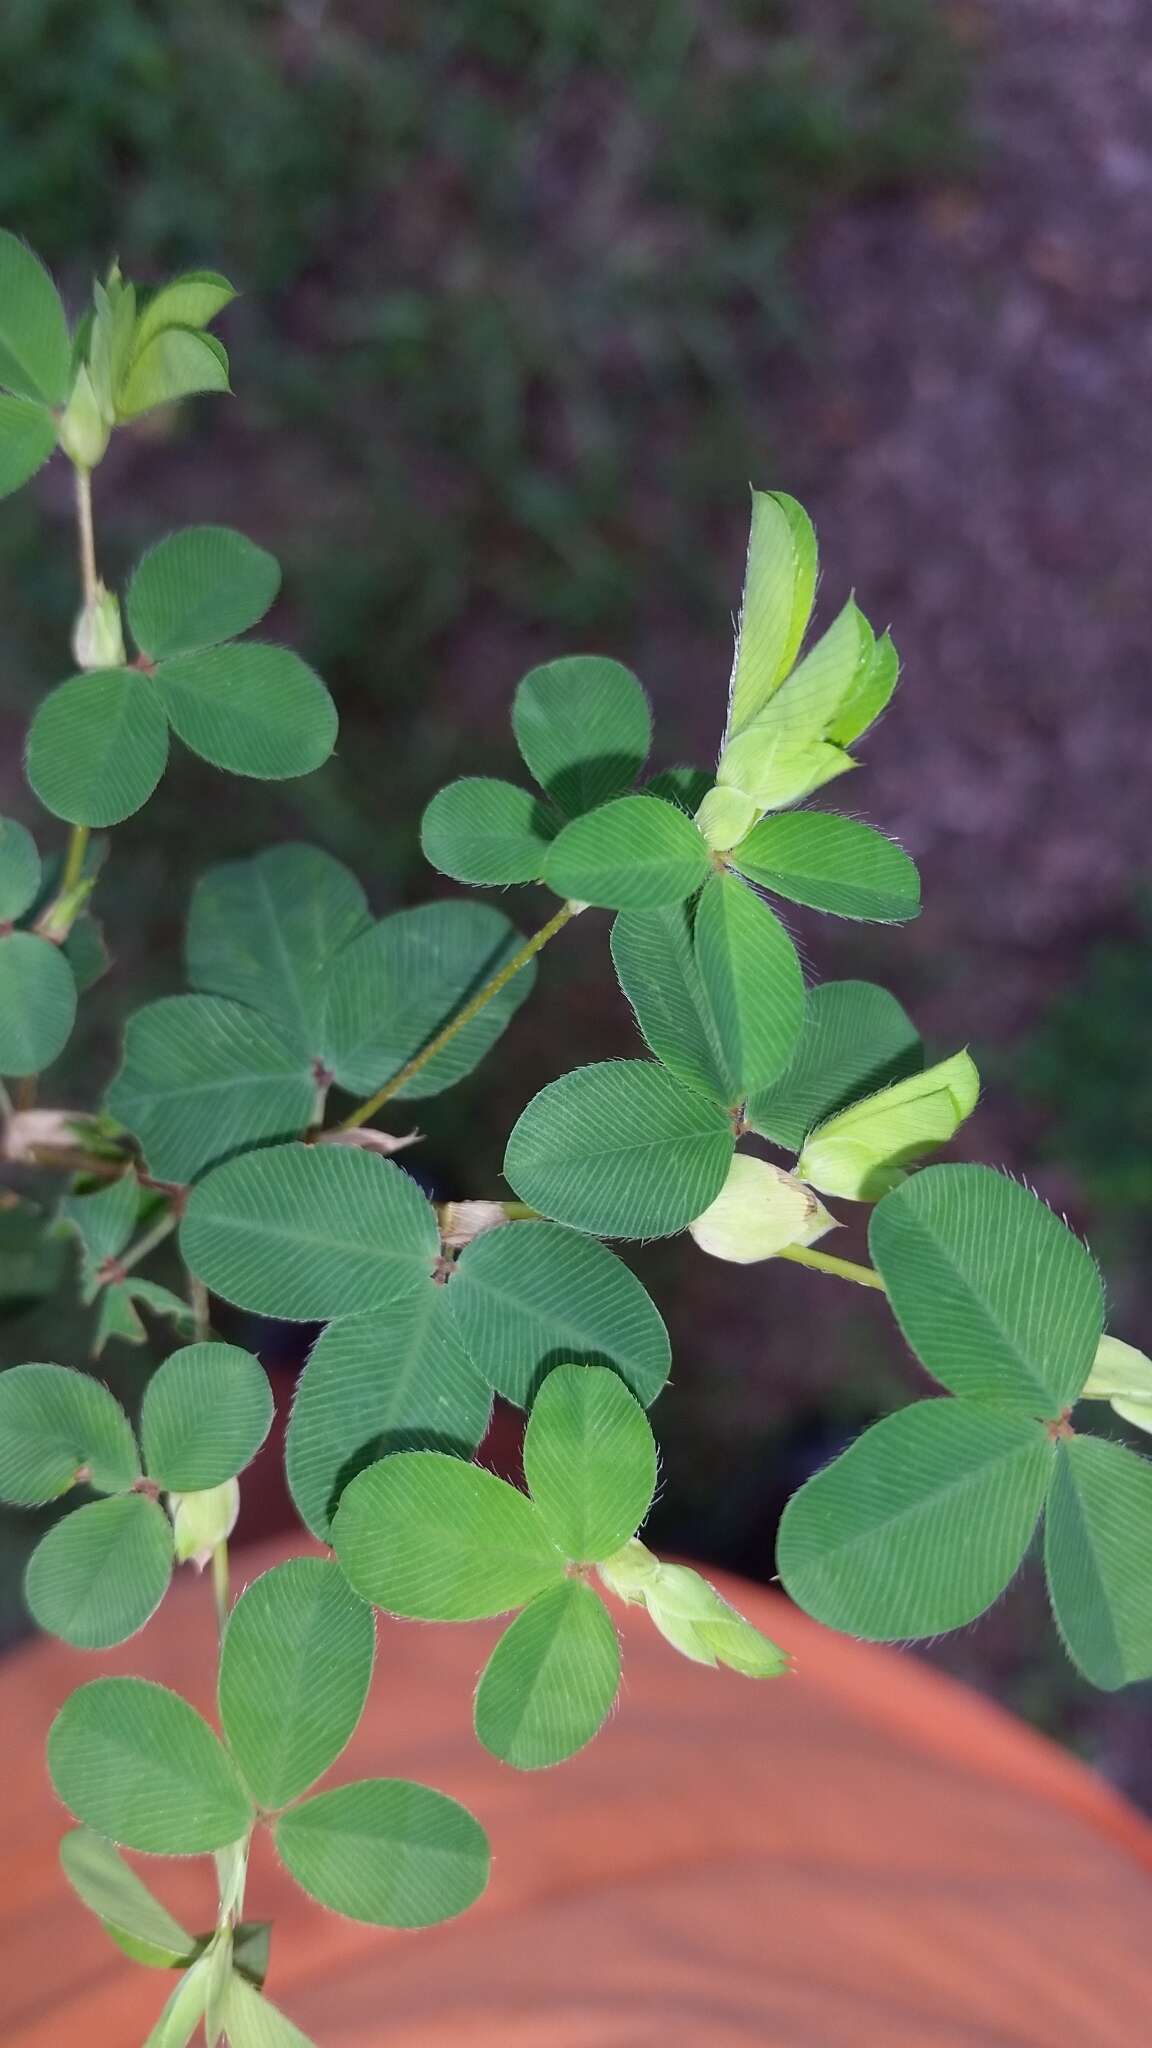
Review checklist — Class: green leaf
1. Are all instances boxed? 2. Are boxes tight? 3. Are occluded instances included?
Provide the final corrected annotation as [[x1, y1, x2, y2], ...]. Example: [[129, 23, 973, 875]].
[[117, 327, 230, 419], [131, 272, 236, 357], [732, 812, 921, 922], [446, 1219, 670, 1409], [733, 599, 869, 757], [1080, 1334, 1152, 1435], [275, 1778, 489, 1928], [523, 1365, 656, 1562], [0, 392, 56, 498], [218, 1559, 375, 1808], [0, 231, 71, 404], [128, 526, 280, 660], [0, 1199, 68, 1305], [645, 765, 713, 813], [25, 1495, 173, 1649], [797, 1048, 979, 1200], [333, 1450, 566, 1619], [419, 778, 556, 885], [93, 1283, 147, 1356], [322, 900, 536, 1098], [692, 873, 805, 1100], [0, 931, 76, 1076], [776, 1400, 1053, 1640], [512, 655, 652, 815], [186, 844, 370, 1055], [0, 1362, 138, 1504], [48, 1677, 252, 1853], [827, 628, 900, 746], [610, 902, 728, 1104], [141, 1342, 273, 1491], [474, 1579, 620, 1768], [725, 491, 817, 735], [63, 912, 111, 992], [121, 1278, 198, 1342], [869, 1165, 1104, 1411], [60, 1171, 139, 1263], [600, 1543, 791, 1676], [218, 1975, 318, 2048], [542, 795, 711, 910], [25, 668, 169, 826], [286, 1290, 491, 1541], [1044, 1435, 1152, 1689], [105, 994, 315, 1184], [747, 979, 921, 1151], [505, 1060, 734, 1239], [180, 1142, 438, 1321], [142, 1954, 213, 2048], [155, 644, 337, 781], [0, 813, 40, 919], [60, 1829, 195, 1969]]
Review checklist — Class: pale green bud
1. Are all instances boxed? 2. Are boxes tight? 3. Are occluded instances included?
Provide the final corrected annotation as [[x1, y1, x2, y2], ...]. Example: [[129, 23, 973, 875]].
[[597, 1536, 662, 1605], [725, 489, 818, 735], [716, 729, 856, 811], [797, 1049, 980, 1201], [689, 1155, 835, 1263], [169, 1479, 239, 1568], [694, 785, 760, 852], [1081, 1334, 1152, 1436], [598, 1542, 791, 1678], [71, 582, 126, 672], [57, 365, 111, 470]]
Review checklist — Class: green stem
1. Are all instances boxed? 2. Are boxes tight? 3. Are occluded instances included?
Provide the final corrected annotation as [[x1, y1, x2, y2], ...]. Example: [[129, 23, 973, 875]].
[[74, 465, 98, 607], [116, 1205, 177, 1275], [776, 1243, 887, 1291], [211, 1541, 230, 1642], [58, 824, 90, 901], [339, 901, 575, 1132]]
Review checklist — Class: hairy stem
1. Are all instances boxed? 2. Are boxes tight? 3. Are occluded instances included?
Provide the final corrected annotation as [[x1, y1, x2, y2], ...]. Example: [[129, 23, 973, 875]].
[[211, 1541, 230, 1643], [776, 1243, 887, 1291], [73, 465, 98, 608], [339, 901, 575, 1132]]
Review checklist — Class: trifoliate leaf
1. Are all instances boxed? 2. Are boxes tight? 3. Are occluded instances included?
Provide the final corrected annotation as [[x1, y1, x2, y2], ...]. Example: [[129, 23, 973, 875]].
[[512, 655, 651, 814], [504, 1060, 734, 1240], [474, 1579, 620, 1768], [155, 644, 337, 781], [869, 1163, 1104, 1411], [128, 526, 280, 660], [25, 668, 169, 826], [776, 1400, 1053, 1639]]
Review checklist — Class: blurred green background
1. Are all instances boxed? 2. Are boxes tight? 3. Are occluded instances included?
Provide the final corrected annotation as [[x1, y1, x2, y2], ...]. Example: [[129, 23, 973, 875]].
[[3, 0, 1152, 1794]]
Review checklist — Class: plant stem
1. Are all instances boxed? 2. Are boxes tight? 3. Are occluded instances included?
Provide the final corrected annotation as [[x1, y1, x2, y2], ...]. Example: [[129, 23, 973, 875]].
[[190, 1272, 213, 1342], [73, 465, 98, 607], [117, 1205, 177, 1275], [339, 901, 575, 1131], [776, 1243, 887, 1291], [211, 1541, 230, 1643], [59, 824, 90, 900]]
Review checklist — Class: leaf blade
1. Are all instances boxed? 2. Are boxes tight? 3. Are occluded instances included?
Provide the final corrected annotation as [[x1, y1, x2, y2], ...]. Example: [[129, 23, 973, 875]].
[[275, 1779, 489, 1928], [128, 526, 281, 660], [522, 1364, 657, 1562], [141, 1342, 273, 1491], [25, 1495, 173, 1649], [1044, 1434, 1152, 1689], [156, 644, 337, 781], [512, 655, 652, 814], [48, 1677, 252, 1853], [733, 811, 921, 923], [25, 668, 169, 827], [474, 1580, 620, 1768]]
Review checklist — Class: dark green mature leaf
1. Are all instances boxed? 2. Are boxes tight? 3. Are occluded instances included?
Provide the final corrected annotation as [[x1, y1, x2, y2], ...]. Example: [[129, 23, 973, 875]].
[[0, 1362, 138, 1504], [186, 844, 370, 1055], [542, 796, 711, 910], [105, 994, 314, 1183], [419, 778, 556, 885], [25, 1495, 173, 1649], [512, 656, 651, 815], [474, 1580, 621, 1768], [128, 526, 281, 660], [504, 1061, 734, 1239], [0, 231, 71, 404], [523, 1365, 656, 1562], [870, 1165, 1104, 1411], [117, 327, 230, 418], [0, 814, 40, 919], [63, 913, 110, 992], [322, 901, 536, 1098], [141, 1342, 273, 1491], [0, 931, 76, 1076], [25, 668, 169, 826], [180, 1142, 438, 1321], [155, 645, 337, 780], [60, 1829, 195, 1969], [48, 1678, 252, 1853], [287, 1290, 491, 1540], [777, 1400, 1053, 1640], [748, 980, 921, 1150], [733, 812, 921, 922], [446, 1219, 670, 1409], [692, 873, 805, 1101], [0, 393, 56, 498], [610, 903, 728, 1104], [1045, 1435, 1152, 1689], [219, 1559, 375, 1808], [115, 1279, 197, 1346], [275, 1779, 489, 1928], [333, 1451, 566, 1619], [60, 1172, 138, 1264]]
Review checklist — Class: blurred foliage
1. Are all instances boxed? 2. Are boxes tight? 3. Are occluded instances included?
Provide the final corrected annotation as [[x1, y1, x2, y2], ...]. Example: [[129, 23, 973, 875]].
[[0, 0, 970, 665]]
